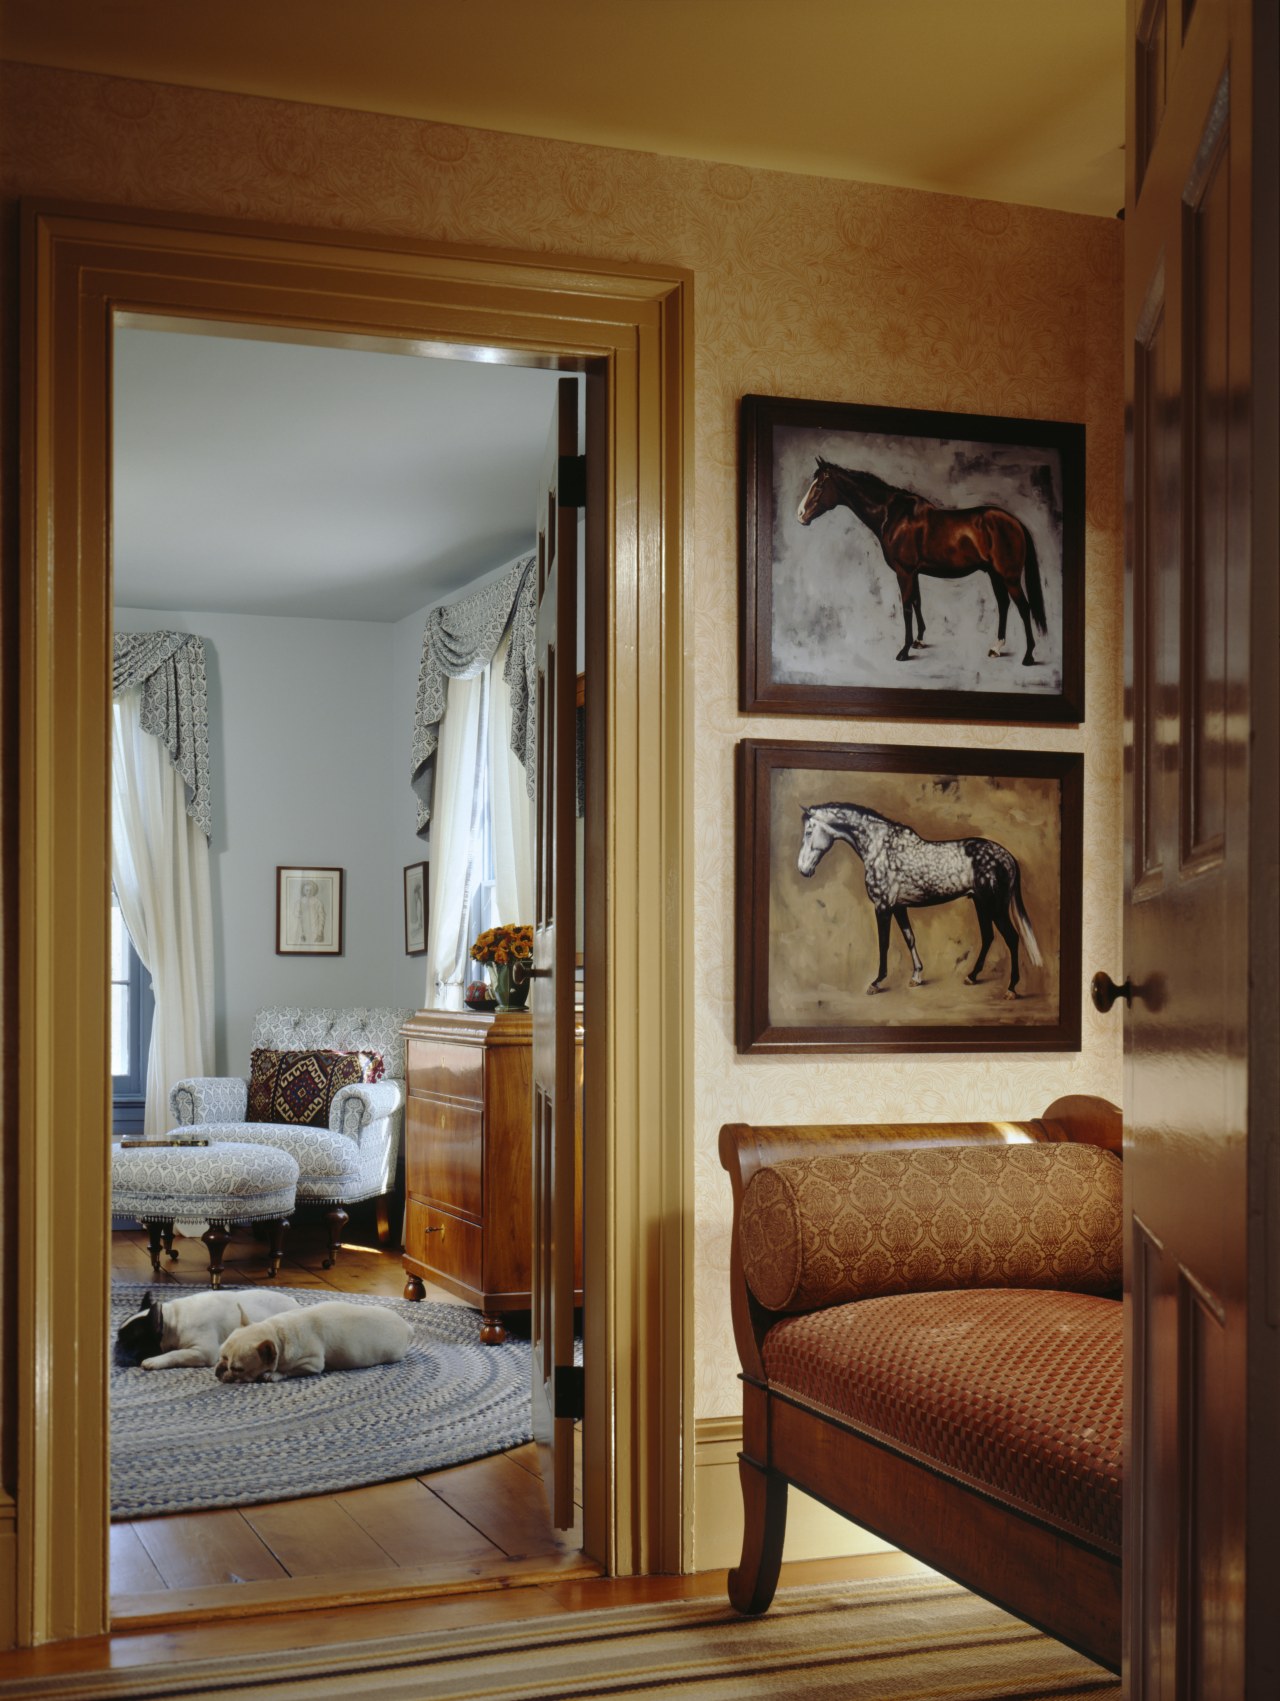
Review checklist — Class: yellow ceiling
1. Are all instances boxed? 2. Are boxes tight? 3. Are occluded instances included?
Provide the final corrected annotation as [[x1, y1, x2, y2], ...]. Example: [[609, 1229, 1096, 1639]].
[[2, 0, 1126, 217]]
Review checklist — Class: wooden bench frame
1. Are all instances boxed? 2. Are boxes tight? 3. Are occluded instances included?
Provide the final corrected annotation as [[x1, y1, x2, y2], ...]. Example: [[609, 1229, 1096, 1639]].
[[718, 1094, 1122, 1674]]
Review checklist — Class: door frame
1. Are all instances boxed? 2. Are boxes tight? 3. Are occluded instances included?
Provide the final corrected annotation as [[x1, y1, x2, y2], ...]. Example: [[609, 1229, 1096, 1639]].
[[13, 200, 694, 1644]]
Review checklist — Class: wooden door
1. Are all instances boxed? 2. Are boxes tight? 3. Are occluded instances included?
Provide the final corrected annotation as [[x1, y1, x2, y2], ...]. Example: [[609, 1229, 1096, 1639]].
[[1118, 1, 1278, 1694], [531, 376, 583, 1527]]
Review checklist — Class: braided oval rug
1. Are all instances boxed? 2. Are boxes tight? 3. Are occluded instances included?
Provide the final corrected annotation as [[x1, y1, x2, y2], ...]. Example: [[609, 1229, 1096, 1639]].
[[109, 1283, 535, 1520]]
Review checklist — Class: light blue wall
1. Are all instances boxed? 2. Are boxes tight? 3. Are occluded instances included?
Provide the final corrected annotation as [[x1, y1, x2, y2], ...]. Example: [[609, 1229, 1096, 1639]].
[[118, 558, 538, 1072], [116, 606, 423, 1072]]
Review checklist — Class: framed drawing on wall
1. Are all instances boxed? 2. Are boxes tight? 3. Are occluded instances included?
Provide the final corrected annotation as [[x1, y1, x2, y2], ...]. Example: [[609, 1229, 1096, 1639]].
[[736, 740, 1083, 1054], [740, 394, 1085, 723], [404, 861, 428, 956], [276, 865, 344, 957]]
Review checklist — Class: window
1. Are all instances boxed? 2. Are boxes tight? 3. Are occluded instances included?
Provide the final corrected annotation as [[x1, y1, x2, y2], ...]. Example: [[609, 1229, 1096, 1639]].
[[463, 702, 501, 961], [111, 892, 154, 1134], [428, 632, 534, 1007]]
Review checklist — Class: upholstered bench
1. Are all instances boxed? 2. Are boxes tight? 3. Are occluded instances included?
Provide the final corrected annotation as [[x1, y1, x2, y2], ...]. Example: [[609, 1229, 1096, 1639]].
[[719, 1095, 1123, 1675], [111, 1140, 300, 1288]]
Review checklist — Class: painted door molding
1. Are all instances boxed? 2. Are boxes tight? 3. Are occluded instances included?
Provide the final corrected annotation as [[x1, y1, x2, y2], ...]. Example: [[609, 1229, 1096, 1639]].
[[13, 200, 694, 1644]]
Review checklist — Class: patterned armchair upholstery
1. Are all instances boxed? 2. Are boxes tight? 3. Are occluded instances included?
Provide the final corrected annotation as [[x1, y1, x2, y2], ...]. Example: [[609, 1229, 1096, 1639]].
[[170, 1006, 417, 1265]]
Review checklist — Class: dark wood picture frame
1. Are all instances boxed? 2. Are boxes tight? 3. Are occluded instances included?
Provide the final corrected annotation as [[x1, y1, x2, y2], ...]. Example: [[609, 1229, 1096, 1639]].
[[740, 394, 1085, 723], [403, 860, 428, 956], [736, 741, 1083, 1054], [275, 865, 344, 957]]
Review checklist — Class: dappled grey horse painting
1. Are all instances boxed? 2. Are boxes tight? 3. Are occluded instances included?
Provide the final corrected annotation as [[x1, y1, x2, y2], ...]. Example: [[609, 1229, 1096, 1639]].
[[797, 801, 1041, 998]]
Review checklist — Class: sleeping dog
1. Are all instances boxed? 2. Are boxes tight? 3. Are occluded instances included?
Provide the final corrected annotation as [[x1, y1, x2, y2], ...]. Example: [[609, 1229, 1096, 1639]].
[[116, 1289, 300, 1371], [215, 1300, 412, 1382]]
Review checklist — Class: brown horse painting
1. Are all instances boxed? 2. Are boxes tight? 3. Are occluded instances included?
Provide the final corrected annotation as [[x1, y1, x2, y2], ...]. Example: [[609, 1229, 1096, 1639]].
[[796, 458, 1048, 665]]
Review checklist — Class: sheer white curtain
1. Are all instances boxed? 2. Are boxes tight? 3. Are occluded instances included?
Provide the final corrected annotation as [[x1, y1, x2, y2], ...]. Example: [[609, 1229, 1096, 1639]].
[[111, 687, 215, 1136], [489, 630, 534, 926], [424, 669, 489, 1009], [423, 634, 534, 1009]]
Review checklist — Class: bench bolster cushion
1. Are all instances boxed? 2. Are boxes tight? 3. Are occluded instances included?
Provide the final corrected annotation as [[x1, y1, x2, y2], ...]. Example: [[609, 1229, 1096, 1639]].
[[740, 1142, 1122, 1313]]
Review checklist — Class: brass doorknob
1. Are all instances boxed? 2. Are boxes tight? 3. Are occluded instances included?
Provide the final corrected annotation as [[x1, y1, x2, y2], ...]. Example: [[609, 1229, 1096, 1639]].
[[1090, 971, 1133, 1013]]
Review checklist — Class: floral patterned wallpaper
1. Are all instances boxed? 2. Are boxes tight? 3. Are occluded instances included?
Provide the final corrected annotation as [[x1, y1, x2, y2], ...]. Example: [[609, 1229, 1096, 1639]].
[[0, 64, 1125, 1418]]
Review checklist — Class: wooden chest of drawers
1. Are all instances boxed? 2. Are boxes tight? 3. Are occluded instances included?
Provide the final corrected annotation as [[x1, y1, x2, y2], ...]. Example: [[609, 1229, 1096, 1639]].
[[400, 1007, 582, 1343]]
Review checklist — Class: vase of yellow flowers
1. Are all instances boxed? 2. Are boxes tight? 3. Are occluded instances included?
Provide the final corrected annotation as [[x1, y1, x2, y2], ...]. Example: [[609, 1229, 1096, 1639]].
[[469, 923, 534, 1012]]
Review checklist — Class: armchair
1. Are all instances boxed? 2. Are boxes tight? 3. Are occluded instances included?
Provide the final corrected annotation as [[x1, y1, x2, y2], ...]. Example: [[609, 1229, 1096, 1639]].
[[170, 1006, 416, 1265]]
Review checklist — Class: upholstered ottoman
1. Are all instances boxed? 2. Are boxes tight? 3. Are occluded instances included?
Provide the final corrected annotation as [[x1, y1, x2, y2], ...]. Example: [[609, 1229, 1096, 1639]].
[[111, 1141, 299, 1288]]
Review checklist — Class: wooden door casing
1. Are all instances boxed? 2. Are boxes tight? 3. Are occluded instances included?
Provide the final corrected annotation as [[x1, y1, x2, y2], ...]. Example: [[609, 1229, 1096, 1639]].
[[531, 376, 582, 1529], [1123, 1, 1278, 1694]]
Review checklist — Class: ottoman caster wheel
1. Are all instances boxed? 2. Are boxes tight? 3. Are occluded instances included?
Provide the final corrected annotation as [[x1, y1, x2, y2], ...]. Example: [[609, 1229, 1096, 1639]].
[[266, 1218, 290, 1279], [323, 1206, 349, 1270], [202, 1221, 231, 1289]]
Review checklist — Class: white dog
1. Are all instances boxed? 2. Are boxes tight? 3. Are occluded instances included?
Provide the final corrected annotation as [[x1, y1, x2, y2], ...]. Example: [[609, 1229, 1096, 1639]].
[[214, 1300, 412, 1382], [115, 1288, 300, 1371]]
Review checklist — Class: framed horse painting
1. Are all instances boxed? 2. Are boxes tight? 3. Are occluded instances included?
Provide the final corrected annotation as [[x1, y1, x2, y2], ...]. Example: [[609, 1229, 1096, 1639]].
[[739, 394, 1085, 723], [735, 740, 1083, 1053]]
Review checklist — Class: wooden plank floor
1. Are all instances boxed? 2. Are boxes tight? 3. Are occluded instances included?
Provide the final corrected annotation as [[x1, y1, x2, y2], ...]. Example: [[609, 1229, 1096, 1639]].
[[3, 1552, 933, 1687], [109, 1220, 583, 1623]]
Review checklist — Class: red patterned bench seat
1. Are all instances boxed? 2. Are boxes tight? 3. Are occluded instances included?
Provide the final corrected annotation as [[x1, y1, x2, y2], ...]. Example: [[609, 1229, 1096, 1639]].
[[719, 1096, 1123, 1674]]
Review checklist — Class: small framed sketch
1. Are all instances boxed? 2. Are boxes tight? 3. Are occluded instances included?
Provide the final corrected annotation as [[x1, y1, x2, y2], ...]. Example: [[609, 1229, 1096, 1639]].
[[276, 866, 343, 957], [403, 861, 428, 956], [740, 394, 1085, 723], [736, 740, 1083, 1054]]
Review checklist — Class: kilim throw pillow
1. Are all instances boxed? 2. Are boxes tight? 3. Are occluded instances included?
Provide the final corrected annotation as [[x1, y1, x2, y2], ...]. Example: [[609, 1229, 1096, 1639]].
[[246, 1048, 367, 1127]]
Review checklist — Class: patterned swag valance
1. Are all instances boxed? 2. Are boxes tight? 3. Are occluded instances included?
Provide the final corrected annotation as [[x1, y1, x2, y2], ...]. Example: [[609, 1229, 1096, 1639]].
[[410, 554, 537, 835], [112, 630, 214, 838]]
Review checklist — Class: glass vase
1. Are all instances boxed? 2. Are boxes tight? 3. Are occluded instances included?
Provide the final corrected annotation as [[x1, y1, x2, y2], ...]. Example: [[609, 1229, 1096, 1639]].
[[489, 960, 530, 1012]]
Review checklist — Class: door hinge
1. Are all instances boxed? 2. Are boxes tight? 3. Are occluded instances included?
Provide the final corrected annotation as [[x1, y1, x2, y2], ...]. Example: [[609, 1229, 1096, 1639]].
[[553, 1363, 585, 1420], [558, 454, 587, 509]]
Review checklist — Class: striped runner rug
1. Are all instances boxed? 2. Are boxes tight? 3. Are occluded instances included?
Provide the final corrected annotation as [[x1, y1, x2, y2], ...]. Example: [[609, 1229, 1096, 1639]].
[[1, 1577, 1121, 1699]]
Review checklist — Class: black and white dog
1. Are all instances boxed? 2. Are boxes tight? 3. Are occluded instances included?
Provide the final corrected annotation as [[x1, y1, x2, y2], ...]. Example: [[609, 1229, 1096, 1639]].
[[115, 1289, 301, 1371]]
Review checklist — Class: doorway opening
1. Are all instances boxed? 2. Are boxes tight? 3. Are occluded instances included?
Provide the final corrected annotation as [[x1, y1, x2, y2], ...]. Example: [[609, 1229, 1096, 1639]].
[[18, 202, 691, 1647], [107, 314, 590, 1622]]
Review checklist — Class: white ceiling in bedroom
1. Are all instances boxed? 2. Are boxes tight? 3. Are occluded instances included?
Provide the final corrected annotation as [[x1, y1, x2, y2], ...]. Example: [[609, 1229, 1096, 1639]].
[[112, 320, 567, 623]]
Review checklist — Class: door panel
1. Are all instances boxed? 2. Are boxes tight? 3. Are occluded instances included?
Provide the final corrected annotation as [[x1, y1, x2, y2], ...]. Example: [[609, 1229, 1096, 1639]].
[[531, 376, 582, 1528], [1122, 2, 1276, 1693]]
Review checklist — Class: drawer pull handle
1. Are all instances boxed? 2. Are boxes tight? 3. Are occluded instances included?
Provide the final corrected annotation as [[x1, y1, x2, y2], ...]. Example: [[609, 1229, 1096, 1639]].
[[425, 1224, 443, 1235]]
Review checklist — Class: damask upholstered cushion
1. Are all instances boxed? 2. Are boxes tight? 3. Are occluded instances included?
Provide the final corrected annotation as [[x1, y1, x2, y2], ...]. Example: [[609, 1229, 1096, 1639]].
[[761, 1287, 1122, 1552], [246, 1049, 366, 1127], [739, 1143, 1122, 1313], [173, 1122, 387, 1202], [111, 1140, 299, 1223]]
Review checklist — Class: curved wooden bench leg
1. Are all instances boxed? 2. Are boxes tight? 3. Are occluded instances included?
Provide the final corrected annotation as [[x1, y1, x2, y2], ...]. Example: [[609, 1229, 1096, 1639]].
[[728, 1455, 788, 1615]]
